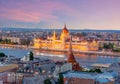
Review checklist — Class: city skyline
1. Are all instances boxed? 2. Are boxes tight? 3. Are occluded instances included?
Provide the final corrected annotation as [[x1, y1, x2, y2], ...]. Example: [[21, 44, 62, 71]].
[[0, 0, 120, 30]]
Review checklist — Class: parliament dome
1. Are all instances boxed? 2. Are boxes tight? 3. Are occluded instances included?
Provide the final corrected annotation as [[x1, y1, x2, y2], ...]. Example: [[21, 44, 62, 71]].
[[61, 24, 69, 34]]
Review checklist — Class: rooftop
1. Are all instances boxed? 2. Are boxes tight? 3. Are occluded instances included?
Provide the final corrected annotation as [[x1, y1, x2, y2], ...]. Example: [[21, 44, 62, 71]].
[[0, 64, 18, 73], [63, 71, 115, 83]]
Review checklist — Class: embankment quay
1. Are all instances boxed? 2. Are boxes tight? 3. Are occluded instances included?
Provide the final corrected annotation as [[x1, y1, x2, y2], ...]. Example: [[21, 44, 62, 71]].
[[0, 44, 31, 49], [36, 48, 120, 57], [0, 44, 120, 57]]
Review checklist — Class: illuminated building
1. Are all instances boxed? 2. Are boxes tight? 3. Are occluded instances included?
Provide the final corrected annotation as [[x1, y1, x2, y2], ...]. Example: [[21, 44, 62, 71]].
[[34, 25, 98, 51]]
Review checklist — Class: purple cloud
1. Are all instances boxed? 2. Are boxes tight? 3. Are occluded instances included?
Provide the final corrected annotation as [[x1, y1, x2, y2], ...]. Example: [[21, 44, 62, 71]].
[[0, 0, 78, 23]]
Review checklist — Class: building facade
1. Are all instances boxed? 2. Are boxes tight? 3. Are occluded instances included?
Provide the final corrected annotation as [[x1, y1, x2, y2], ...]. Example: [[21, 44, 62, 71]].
[[34, 25, 98, 51]]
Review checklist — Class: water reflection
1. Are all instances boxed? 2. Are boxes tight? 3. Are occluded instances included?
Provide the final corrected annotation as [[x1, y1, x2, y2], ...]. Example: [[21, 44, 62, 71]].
[[0, 48, 120, 66], [34, 49, 120, 66]]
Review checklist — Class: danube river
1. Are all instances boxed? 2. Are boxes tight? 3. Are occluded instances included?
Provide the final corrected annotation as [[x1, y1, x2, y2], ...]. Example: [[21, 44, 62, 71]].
[[0, 47, 120, 67]]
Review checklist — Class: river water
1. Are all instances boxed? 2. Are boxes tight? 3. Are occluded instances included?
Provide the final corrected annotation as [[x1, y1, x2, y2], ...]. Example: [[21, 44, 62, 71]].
[[0, 47, 120, 67]]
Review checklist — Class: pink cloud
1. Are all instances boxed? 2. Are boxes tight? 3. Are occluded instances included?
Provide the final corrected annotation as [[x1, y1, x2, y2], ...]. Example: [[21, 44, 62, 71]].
[[0, 8, 58, 22], [0, 0, 79, 23]]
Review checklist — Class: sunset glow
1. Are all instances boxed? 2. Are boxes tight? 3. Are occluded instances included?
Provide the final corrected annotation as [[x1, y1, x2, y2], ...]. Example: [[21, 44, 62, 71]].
[[0, 0, 120, 30]]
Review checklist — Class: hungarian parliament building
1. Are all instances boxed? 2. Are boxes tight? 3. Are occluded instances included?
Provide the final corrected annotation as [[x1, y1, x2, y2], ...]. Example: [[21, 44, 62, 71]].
[[34, 25, 98, 51]]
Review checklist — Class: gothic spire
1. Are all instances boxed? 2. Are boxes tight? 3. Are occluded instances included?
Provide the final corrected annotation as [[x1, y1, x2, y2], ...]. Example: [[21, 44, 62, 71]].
[[67, 36, 82, 71], [67, 36, 76, 63], [52, 29, 56, 40]]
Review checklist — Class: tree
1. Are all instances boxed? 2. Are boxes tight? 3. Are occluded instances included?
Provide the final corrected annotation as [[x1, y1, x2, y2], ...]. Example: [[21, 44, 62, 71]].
[[29, 51, 34, 60], [95, 68, 102, 73], [103, 43, 114, 49], [44, 78, 51, 84], [88, 68, 102, 73], [58, 73, 64, 84], [0, 52, 6, 57], [108, 43, 114, 49]]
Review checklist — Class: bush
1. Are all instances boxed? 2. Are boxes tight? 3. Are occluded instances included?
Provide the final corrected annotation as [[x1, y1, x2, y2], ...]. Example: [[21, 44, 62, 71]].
[[113, 49, 120, 52], [103, 43, 114, 49], [58, 73, 64, 84], [94, 68, 102, 73], [84, 68, 102, 73], [44, 78, 51, 84], [0, 52, 6, 57]]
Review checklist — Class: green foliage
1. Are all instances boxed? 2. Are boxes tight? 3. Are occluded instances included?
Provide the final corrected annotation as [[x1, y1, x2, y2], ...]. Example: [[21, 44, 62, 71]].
[[89, 69, 94, 72], [103, 43, 114, 49], [113, 49, 120, 52], [44, 78, 51, 84], [84, 68, 102, 73], [3, 39, 11, 44], [94, 68, 102, 73], [58, 73, 64, 84], [29, 51, 34, 60], [103, 43, 120, 52], [0, 39, 17, 45], [0, 52, 6, 57]]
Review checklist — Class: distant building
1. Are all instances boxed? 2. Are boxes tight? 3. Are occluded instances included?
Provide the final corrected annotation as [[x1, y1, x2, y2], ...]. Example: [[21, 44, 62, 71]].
[[7, 72, 16, 83], [99, 40, 120, 49], [0, 64, 18, 83], [53, 63, 72, 76], [63, 72, 115, 84], [2, 36, 21, 44], [22, 74, 48, 84], [106, 62, 120, 75], [15, 58, 56, 84], [34, 25, 98, 51]]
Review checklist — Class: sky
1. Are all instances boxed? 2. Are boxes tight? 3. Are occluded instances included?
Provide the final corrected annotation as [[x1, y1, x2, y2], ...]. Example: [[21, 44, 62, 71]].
[[0, 0, 120, 30]]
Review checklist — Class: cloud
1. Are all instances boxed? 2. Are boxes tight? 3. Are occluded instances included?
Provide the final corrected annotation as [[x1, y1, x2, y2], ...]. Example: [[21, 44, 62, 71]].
[[0, 0, 79, 23], [0, 8, 58, 23]]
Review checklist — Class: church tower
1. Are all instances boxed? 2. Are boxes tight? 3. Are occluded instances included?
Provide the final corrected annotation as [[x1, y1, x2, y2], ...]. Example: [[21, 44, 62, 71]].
[[67, 36, 82, 71]]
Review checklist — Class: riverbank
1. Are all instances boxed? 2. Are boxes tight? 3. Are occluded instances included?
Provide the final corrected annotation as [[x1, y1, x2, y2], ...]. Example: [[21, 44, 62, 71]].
[[34, 48, 120, 57]]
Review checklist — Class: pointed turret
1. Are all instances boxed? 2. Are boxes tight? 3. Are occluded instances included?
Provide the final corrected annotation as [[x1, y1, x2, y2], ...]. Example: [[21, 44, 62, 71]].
[[64, 24, 67, 29], [67, 36, 82, 71], [52, 30, 56, 40]]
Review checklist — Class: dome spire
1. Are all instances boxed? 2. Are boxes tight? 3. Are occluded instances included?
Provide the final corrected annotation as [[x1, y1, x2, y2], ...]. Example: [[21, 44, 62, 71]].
[[62, 24, 69, 33], [64, 24, 66, 29]]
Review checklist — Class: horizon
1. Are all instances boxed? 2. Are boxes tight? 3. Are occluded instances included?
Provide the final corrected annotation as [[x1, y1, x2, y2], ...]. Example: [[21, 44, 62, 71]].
[[0, 0, 120, 30], [1, 27, 120, 31]]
